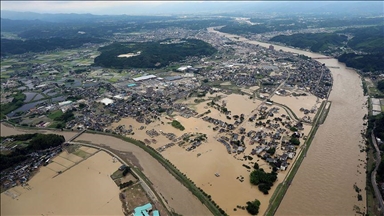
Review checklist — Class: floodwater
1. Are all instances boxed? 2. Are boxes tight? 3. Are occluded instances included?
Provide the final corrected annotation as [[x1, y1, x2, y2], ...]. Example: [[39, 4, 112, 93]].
[[7, 100, 48, 117], [208, 28, 367, 214], [110, 95, 311, 216], [0, 125, 211, 216], [1, 151, 123, 216], [76, 133, 212, 216], [23, 92, 38, 103]]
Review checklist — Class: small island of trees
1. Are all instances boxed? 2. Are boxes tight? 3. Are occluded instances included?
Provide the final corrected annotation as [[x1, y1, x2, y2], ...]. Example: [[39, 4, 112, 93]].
[[171, 120, 185, 131], [246, 199, 261, 215]]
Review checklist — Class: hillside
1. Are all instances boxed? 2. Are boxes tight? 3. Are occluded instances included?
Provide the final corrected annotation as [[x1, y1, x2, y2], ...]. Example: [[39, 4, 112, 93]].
[[1, 37, 106, 56], [270, 33, 348, 52], [94, 39, 217, 69]]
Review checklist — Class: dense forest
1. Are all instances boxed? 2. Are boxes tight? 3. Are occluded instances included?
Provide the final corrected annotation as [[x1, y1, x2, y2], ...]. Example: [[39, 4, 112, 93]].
[[337, 52, 384, 72], [336, 26, 384, 72], [338, 25, 384, 53], [268, 25, 384, 73], [270, 33, 348, 52], [94, 39, 216, 69], [0, 133, 65, 172], [1, 37, 106, 56]]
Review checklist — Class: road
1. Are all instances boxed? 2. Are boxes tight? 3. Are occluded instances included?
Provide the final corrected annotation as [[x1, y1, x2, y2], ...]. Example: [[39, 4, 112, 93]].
[[370, 128, 384, 215]]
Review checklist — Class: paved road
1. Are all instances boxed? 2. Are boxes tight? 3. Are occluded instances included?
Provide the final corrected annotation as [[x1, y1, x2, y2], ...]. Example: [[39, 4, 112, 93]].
[[370, 129, 384, 215]]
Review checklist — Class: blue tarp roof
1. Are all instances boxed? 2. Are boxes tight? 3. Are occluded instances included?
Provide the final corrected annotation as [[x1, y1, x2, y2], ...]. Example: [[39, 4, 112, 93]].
[[153, 210, 160, 216]]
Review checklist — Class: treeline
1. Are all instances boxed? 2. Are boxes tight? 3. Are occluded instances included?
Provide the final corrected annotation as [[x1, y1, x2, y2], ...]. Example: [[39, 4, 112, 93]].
[[270, 33, 347, 52], [0, 133, 65, 171], [94, 39, 216, 69], [1, 37, 106, 56], [337, 52, 384, 72]]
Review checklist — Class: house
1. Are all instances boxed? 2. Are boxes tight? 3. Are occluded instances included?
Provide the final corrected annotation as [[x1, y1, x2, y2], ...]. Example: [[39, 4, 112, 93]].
[[280, 161, 288, 171], [280, 153, 288, 161], [266, 157, 277, 163], [237, 146, 245, 153], [232, 134, 239, 141], [287, 152, 296, 159]]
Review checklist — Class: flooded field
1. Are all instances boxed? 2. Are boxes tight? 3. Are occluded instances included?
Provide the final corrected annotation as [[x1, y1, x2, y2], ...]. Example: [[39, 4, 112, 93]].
[[111, 91, 312, 215], [271, 93, 320, 119], [75, 133, 212, 216], [1, 151, 123, 216]]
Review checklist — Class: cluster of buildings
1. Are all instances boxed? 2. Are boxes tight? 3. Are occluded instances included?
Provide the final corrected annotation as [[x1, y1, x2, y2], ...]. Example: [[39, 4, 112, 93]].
[[1, 143, 63, 191]]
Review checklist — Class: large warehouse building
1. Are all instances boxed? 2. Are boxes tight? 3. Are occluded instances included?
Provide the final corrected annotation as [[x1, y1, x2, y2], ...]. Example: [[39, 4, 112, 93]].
[[132, 75, 157, 82]]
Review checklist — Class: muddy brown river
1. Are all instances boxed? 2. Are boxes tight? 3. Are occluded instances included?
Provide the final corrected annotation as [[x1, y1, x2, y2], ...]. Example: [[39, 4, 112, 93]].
[[208, 27, 367, 215]]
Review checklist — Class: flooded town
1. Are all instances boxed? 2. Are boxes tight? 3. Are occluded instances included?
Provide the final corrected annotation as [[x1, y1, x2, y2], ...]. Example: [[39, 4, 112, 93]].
[[1, 2, 384, 216]]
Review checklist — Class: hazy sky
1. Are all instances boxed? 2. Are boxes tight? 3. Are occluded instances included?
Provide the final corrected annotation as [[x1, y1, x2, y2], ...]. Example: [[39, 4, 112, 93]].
[[0, 1, 214, 15], [2, 1, 382, 16]]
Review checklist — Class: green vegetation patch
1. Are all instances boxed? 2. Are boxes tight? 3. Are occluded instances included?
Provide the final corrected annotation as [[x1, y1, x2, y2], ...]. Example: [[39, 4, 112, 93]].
[[250, 168, 278, 194], [0, 133, 65, 171], [270, 33, 347, 52], [72, 149, 91, 159], [0, 91, 26, 119], [338, 53, 384, 73], [48, 110, 63, 120], [1, 37, 106, 57], [94, 39, 216, 69], [338, 25, 384, 53], [246, 199, 261, 215], [171, 120, 185, 131]]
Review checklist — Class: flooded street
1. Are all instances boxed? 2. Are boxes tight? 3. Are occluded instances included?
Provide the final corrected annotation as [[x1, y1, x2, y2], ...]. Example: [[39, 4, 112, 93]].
[[209, 28, 367, 215]]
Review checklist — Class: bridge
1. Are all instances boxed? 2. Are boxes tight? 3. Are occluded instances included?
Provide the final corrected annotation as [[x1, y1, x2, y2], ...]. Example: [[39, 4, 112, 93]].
[[312, 56, 334, 59], [66, 130, 86, 142]]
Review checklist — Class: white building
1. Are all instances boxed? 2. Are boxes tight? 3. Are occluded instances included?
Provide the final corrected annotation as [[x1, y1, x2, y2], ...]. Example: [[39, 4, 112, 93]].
[[100, 98, 114, 105], [133, 75, 157, 82]]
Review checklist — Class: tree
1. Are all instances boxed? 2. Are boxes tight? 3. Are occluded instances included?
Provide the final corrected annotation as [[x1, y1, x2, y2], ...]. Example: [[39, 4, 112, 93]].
[[246, 199, 261, 215], [290, 137, 300, 145], [266, 147, 276, 155], [378, 80, 384, 93]]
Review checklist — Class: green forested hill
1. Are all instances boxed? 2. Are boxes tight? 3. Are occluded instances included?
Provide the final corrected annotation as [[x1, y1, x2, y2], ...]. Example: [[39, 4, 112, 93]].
[[1, 37, 106, 56], [270, 33, 348, 52], [94, 39, 216, 69], [337, 25, 384, 53]]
